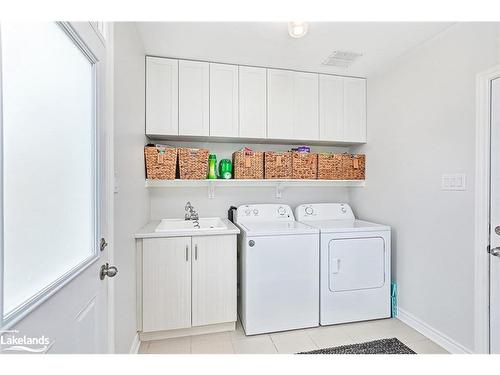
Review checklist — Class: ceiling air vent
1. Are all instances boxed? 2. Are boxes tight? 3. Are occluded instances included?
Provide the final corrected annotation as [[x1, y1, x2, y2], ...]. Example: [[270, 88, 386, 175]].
[[322, 51, 363, 68]]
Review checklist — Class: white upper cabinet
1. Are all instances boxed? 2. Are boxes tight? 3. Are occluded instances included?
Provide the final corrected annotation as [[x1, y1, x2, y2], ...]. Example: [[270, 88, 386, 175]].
[[145, 56, 366, 144], [179, 60, 209, 136], [209, 63, 239, 137], [267, 69, 319, 140], [146, 57, 178, 136], [343, 77, 367, 142], [319, 75, 366, 143], [293, 72, 319, 140], [319, 74, 344, 141], [267, 69, 294, 139], [239, 66, 267, 139]]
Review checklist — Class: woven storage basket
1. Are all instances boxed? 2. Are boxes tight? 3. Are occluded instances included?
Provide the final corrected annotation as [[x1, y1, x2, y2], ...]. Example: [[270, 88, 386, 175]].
[[178, 148, 209, 179], [233, 150, 264, 179], [292, 152, 318, 179], [144, 145, 177, 180], [264, 152, 292, 179], [342, 153, 365, 180], [317, 153, 344, 180]]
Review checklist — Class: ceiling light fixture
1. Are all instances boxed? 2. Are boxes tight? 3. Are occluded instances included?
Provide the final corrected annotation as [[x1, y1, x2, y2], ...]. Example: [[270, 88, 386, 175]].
[[288, 22, 308, 39]]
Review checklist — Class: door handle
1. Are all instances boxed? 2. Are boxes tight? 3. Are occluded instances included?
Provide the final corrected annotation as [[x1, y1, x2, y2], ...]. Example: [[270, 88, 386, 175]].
[[195, 244, 198, 260], [100, 263, 118, 280], [496, 226, 500, 236], [185, 245, 189, 261], [491, 247, 500, 257]]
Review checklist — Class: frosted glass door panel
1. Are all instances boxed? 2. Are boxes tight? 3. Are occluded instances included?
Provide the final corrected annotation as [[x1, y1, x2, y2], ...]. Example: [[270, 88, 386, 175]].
[[2, 22, 96, 315]]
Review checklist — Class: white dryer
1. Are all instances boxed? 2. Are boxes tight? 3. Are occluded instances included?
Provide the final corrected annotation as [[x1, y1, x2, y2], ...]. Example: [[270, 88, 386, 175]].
[[234, 204, 320, 335], [296, 203, 391, 325]]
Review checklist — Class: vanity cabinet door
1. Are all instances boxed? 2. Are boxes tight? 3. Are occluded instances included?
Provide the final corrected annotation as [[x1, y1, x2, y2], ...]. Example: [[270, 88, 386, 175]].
[[191, 235, 237, 327], [142, 237, 192, 332]]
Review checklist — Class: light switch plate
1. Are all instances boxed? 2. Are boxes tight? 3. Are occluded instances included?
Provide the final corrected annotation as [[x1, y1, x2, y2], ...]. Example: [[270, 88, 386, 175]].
[[441, 173, 466, 191]]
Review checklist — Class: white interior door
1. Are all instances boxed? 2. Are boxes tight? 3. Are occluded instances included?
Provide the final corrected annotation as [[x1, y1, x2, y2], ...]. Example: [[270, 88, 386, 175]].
[[0, 22, 112, 354], [490, 77, 500, 353]]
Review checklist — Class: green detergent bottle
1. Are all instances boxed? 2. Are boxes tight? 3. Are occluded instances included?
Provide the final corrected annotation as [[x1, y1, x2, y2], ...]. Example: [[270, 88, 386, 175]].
[[219, 159, 233, 179], [207, 154, 217, 179]]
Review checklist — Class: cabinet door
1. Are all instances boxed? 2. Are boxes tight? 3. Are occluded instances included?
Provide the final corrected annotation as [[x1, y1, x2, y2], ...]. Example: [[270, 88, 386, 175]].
[[267, 69, 294, 139], [142, 237, 191, 332], [319, 74, 344, 141], [344, 77, 367, 142], [145, 57, 178, 136], [293, 72, 319, 140], [179, 60, 209, 136], [239, 66, 267, 138], [192, 235, 237, 327], [209, 63, 239, 137]]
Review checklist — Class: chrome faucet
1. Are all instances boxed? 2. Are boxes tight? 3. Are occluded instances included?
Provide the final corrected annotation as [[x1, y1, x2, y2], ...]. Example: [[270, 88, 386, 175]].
[[185, 201, 200, 228]]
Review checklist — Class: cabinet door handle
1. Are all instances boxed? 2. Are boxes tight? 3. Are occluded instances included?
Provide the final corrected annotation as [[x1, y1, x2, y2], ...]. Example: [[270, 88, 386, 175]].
[[195, 244, 198, 260], [185, 245, 189, 262]]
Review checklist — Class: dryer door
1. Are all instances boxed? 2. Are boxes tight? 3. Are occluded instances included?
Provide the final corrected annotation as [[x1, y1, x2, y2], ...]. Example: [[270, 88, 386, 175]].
[[329, 237, 385, 292]]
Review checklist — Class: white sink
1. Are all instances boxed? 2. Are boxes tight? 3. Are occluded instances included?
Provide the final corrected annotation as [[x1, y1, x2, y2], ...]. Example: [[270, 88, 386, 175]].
[[155, 217, 227, 232]]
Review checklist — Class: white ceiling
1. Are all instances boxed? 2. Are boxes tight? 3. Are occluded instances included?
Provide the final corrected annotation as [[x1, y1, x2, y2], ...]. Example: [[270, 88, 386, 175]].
[[135, 22, 454, 77]]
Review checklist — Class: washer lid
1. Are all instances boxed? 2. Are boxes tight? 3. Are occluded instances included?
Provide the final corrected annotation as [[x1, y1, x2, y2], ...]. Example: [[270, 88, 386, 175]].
[[302, 219, 390, 233], [238, 221, 319, 236]]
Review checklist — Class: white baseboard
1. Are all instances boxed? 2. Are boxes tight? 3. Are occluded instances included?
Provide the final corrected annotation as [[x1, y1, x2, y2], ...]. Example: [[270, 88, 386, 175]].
[[397, 308, 472, 354], [129, 332, 141, 354]]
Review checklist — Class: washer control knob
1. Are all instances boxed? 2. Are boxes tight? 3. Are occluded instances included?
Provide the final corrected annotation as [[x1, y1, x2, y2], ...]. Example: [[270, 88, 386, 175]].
[[248, 240, 255, 247], [245, 209, 251, 216], [253, 209, 259, 215], [305, 206, 313, 215], [277, 206, 286, 216], [341, 207, 347, 213]]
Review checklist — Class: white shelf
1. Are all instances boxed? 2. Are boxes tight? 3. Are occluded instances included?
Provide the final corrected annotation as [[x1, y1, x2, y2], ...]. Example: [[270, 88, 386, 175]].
[[146, 179, 365, 188], [145, 179, 365, 199]]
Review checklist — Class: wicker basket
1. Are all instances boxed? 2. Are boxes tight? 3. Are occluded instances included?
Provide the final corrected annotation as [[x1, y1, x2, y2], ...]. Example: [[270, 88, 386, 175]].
[[144, 145, 177, 180], [317, 153, 344, 180], [292, 152, 318, 179], [264, 152, 292, 179], [342, 153, 365, 180], [178, 148, 209, 179], [233, 150, 264, 179]]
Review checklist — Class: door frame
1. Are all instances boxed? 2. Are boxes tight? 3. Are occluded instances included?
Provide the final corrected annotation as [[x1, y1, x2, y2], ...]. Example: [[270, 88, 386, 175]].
[[474, 64, 500, 354]]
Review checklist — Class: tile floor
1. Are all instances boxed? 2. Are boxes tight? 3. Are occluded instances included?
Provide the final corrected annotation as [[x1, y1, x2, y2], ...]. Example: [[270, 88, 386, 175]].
[[138, 318, 449, 354]]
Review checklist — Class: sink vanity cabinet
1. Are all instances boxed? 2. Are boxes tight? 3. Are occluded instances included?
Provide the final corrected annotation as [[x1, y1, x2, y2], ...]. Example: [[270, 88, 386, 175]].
[[135, 220, 239, 341]]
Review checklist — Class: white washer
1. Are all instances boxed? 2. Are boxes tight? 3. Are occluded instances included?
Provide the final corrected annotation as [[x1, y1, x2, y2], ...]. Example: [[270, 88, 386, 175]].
[[296, 203, 391, 325], [234, 204, 320, 335]]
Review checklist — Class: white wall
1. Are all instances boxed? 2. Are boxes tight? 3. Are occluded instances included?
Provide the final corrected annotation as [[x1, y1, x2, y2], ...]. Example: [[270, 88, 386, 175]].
[[113, 22, 149, 353], [148, 141, 351, 219], [350, 22, 500, 352]]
